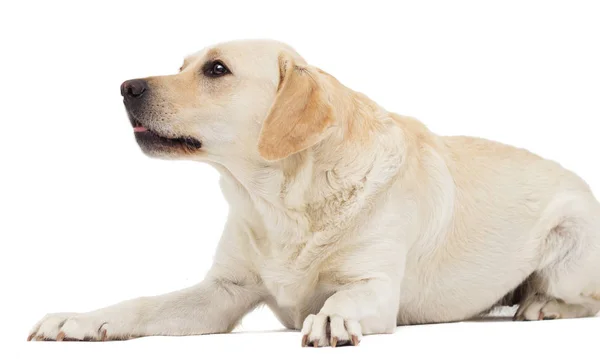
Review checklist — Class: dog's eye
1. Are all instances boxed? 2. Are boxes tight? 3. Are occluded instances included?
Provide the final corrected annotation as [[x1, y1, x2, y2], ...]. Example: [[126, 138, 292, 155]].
[[203, 60, 231, 78]]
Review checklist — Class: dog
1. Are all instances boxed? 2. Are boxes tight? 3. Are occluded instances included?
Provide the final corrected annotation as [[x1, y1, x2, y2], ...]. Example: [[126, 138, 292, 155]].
[[29, 39, 600, 346]]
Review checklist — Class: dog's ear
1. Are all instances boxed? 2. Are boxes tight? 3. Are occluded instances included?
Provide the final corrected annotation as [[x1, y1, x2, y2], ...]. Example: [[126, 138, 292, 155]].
[[257, 53, 335, 161]]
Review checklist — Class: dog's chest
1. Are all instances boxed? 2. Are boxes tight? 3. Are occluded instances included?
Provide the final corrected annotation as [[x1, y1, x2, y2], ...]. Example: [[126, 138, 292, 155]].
[[255, 207, 376, 308], [223, 166, 366, 307], [258, 239, 322, 308], [252, 203, 359, 307], [259, 243, 341, 329], [265, 286, 332, 329]]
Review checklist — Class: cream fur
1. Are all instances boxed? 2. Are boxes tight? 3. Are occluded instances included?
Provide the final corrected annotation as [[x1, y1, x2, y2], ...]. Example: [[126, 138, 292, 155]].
[[29, 40, 600, 346]]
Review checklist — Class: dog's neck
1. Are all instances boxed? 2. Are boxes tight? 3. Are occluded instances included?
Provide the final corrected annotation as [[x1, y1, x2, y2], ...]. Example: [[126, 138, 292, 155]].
[[214, 85, 406, 244]]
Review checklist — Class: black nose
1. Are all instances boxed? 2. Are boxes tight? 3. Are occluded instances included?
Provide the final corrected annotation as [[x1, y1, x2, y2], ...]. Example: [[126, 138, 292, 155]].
[[121, 79, 148, 98]]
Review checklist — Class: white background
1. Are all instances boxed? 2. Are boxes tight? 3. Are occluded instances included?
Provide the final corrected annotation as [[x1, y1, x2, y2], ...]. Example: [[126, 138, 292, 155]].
[[2, 0, 600, 358]]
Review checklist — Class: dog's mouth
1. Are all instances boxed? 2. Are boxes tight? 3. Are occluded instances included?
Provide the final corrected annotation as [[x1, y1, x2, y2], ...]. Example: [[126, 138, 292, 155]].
[[130, 117, 202, 152]]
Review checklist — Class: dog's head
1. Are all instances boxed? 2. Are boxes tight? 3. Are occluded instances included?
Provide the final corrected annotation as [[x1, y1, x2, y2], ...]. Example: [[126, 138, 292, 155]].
[[122, 40, 337, 162]]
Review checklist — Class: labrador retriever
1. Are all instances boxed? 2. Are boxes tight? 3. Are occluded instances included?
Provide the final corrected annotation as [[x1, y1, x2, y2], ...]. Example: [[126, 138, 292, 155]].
[[29, 39, 600, 347]]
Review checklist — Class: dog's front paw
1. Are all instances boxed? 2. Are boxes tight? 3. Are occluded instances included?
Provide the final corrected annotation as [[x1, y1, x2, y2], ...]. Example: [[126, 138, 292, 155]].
[[301, 313, 362, 348], [28, 312, 135, 341]]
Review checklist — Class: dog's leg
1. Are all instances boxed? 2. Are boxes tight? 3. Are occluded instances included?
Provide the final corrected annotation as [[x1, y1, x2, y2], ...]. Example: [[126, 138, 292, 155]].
[[28, 275, 263, 341], [514, 197, 600, 321], [301, 277, 399, 347], [300, 238, 405, 348], [28, 222, 264, 341]]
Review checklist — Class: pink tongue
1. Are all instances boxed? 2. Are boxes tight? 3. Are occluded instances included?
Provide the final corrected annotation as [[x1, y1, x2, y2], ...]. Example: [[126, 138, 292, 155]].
[[133, 126, 147, 132]]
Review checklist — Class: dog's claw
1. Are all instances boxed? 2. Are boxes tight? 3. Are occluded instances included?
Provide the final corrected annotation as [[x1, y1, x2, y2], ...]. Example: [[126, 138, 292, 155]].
[[56, 332, 66, 342], [312, 340, 319, 348], [351, 335, 360, 346], [301, 334, 309, 347], [331, 337, 338, 347], [27, 333, 35, 341], [100, 329, 107, 341]]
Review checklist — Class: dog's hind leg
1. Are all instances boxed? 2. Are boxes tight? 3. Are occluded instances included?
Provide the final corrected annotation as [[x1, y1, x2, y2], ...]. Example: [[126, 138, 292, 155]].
[[514, 195, 600, 321]]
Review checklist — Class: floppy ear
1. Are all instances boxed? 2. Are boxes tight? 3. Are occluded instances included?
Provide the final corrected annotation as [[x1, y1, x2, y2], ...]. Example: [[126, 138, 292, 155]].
[[257, 53, 334, 161]]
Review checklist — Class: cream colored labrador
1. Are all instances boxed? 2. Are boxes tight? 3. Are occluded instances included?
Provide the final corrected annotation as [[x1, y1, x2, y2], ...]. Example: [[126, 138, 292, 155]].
[[29, 39, 600, 346]]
